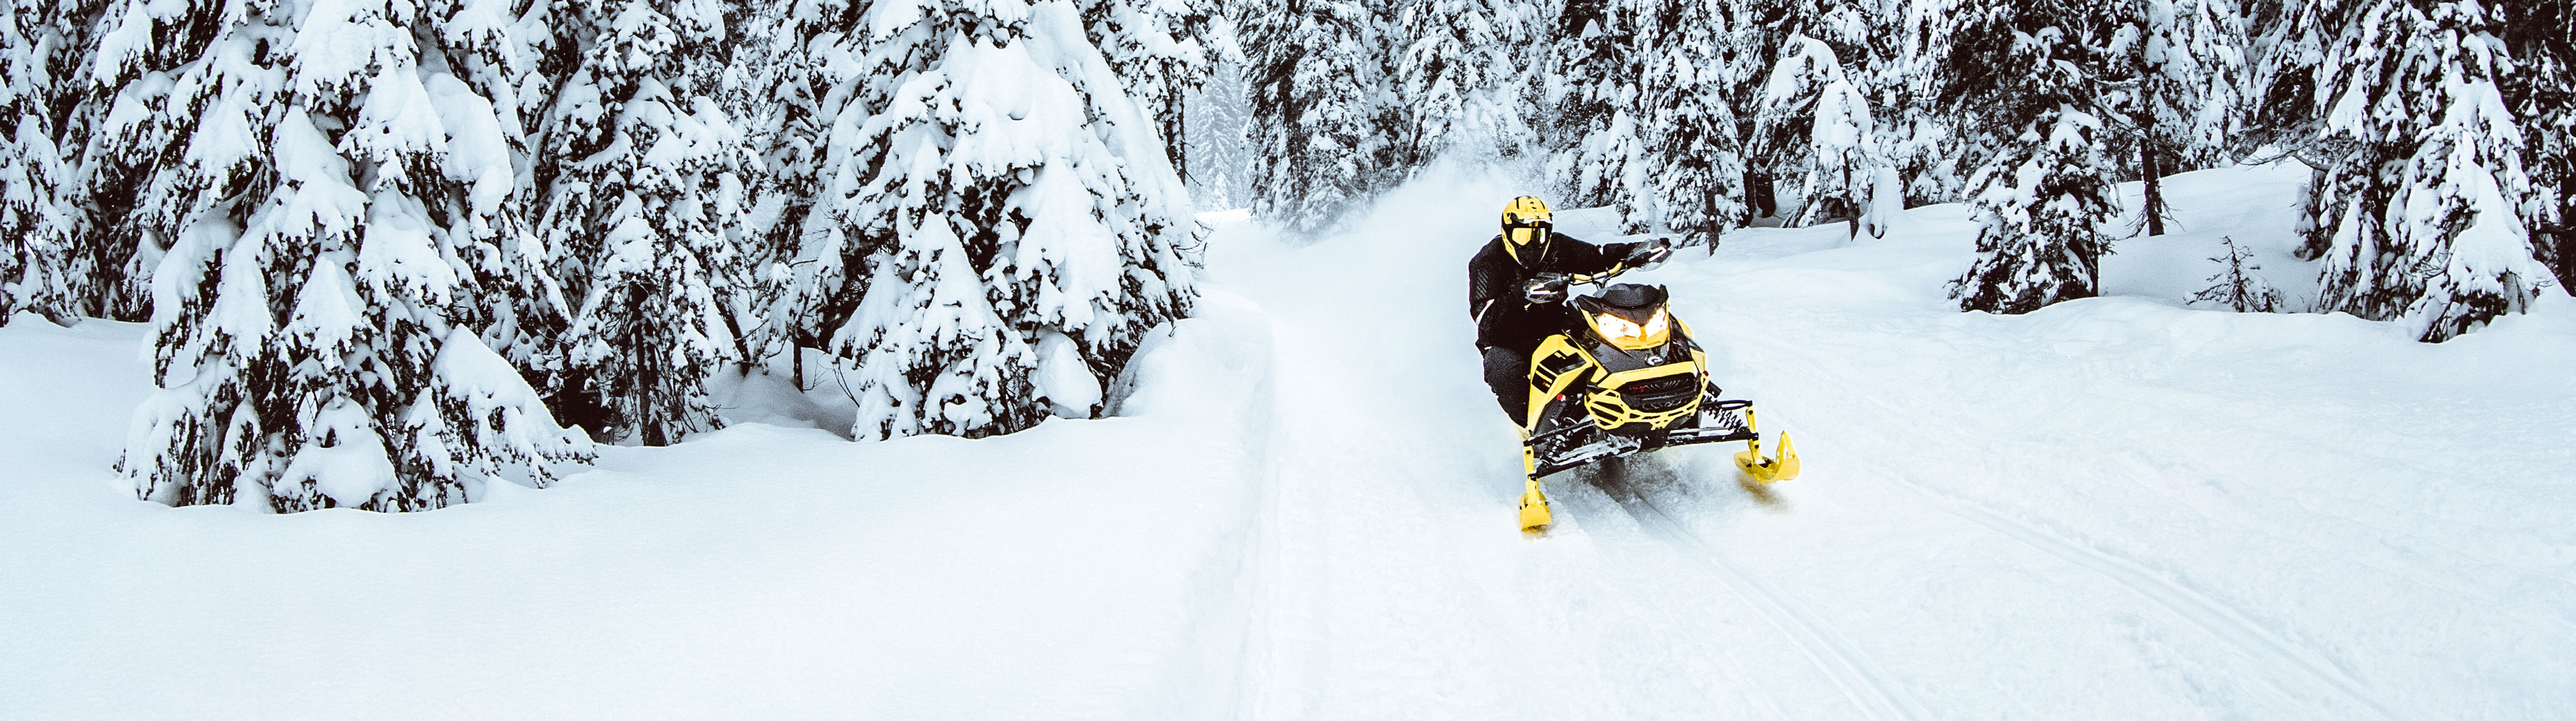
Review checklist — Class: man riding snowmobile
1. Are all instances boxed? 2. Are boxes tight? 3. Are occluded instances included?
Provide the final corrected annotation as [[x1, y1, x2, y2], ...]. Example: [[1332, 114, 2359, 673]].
[[1469, 196, 1672, 426], [1470, 196, 1799, 534]]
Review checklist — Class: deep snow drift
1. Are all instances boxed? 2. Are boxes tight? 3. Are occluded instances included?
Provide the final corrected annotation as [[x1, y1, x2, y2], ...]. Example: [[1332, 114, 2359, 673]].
[[4, 163, 2572, 719]]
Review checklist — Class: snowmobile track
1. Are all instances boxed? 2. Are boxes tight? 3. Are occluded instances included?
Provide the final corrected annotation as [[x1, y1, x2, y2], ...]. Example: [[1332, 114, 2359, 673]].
[[1867, 470, 2398, 720], [1604, 486, 1926, 721], [1765, 354, 2403, 720]]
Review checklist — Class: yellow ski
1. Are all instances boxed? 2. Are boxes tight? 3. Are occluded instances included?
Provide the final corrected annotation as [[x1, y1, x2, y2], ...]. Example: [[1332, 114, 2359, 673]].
[[1732, 408, 1801, 483], [1520, 444, 1552, 534]]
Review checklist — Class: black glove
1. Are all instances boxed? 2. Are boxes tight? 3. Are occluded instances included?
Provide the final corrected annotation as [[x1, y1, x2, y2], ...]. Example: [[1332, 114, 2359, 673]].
[[1524, 275, 1568, 304], [1628, 238, 1674, 268]]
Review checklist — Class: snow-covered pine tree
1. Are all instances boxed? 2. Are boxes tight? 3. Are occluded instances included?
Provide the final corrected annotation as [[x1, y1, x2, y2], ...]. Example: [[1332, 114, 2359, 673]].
[[107, 0, 591, 511], [2237, 0, 2343, 253], [2496, 0, 2570, 287], [2252, 0, 2550, 341], [1873, 0, 1974, 209], [1242, 0, 1398, 232], [1937, 0, 2120, 313], [1545, 0, 1656, 231], [1747, 0, 1913, 236], [727, 1, 834, 384], [1387, 0, 1541, 170], [2193, 235, 2284, 311], [1083, 0, 1216, 176], [791, 0, 1198, 438], [1754, 31, 1881, 235], [1184, 54, 1258, 209], [531, 0, 755, 445], [1891, 114, 1972, 207], [1633, 0, 1750, 243], [2109, 0, 2245, 236], [0, 0, 82, 325], [63, 0, 200, 323], [431, 0, 580, 382]]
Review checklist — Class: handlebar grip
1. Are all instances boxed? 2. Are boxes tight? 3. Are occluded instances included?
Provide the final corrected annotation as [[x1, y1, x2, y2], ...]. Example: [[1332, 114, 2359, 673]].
[[1525, 276, 1568, 304]]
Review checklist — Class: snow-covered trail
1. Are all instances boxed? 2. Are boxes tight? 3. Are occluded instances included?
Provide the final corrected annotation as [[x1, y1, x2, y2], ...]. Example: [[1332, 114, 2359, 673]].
[[1209, 176, 1851, 719], [1675, 198, 2576, 718], [1197, 164, 2576, 719], [1201, 176, 1967, 720], [4, 164, 2571, 719]]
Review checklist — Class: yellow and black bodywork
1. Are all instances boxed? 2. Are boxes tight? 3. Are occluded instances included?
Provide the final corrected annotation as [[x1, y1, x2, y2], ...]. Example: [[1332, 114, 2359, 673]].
[[1516, 281, 1799, 534]]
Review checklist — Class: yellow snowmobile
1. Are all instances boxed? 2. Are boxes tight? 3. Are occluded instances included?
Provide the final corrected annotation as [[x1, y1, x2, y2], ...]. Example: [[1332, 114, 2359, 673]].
[[1515, 269, 1799, 534]]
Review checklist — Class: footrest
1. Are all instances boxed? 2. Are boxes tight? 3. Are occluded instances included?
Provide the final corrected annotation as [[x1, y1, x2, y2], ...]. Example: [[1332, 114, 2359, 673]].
[[1663, 426, 1758, 446]]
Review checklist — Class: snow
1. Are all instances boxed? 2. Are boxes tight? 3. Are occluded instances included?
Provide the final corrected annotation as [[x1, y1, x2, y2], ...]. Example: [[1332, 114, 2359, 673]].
[[348, 63, 447, 162], [4, 304, 1272, 718], [1013, 165, 1126, 332], [6, 164, 2575, 718], [290, 0, 420, 98], [1032, 328, 1103, 417], [425, 74, 516, 222], [802, 0, 1196, 440], [281, 398, 402, 507], [2104, 162, 2317, 307], [284, 250, 364, 362], [357, 192, 460, 305], [707, 368, 854, 438], [207, 233, 275, 359], [424, 332, 596, 477], [269, 109, 371, 245]]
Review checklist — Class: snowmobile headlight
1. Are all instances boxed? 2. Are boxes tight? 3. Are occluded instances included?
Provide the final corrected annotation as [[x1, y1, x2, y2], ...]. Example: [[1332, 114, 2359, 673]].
[[1593, 308, 1672, 350], [1594, 311, 1642, 342], [1640, 308, 1669, 339]]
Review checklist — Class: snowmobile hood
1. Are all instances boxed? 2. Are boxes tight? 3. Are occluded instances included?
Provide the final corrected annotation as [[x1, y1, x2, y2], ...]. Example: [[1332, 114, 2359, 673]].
[[1576, 284, 1672, 350], [1575, 284, 1669, 324]]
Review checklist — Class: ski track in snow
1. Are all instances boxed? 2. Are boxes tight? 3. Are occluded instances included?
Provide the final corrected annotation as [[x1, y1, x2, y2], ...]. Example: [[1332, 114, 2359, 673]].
[[1598, 476, 1926, 721], [1741, 332, 2410, 718], [1208, 176, 1887, 720], [1867, 469, 2398, 720]]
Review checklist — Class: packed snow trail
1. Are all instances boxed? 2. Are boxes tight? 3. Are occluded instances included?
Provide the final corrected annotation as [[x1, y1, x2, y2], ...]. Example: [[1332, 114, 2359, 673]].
[[1205, 177, 1958, 719], [4, 164, 2573, 719], [1196, 163, 2576, 719], [1205, 204, 1948, 718], [1606, 467, 1928, 721]]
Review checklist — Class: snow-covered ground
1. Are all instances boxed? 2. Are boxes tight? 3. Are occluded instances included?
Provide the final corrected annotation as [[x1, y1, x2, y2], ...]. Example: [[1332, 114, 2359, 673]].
[[5, 163, 2572, 719]]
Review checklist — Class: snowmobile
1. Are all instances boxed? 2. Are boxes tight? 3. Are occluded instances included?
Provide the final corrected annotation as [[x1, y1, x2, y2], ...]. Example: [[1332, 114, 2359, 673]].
[[1515, 268, 1800, 534]]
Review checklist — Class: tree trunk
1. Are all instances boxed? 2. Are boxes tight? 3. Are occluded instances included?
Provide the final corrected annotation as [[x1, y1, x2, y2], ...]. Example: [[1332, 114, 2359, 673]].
[[550, 369, 608, 443], [1745, 171, 1775, 219], [1844, 165, 1861, 239], [2547, 183, 2576, 288], [1704, 176, 1722, 254], [2134, 12, 2168, 239], [2293, 162, 2333, 261], [1169, 102, 1189, 188], [2141, 141, 2168, 236]]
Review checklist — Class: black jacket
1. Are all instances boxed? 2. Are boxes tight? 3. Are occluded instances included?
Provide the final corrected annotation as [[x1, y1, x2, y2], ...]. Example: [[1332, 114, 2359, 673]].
[[1468, 233, 1650, 351]]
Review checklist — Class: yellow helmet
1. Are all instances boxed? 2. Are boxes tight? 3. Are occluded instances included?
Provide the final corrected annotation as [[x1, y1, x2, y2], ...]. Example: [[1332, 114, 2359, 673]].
[[1500, 196, 1554, 264], [1501, 196, 1552, 228]]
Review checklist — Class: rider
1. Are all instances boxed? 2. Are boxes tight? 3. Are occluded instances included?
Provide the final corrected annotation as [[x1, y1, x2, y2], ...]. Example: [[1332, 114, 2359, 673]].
[[1469, 196, 1672, 427]]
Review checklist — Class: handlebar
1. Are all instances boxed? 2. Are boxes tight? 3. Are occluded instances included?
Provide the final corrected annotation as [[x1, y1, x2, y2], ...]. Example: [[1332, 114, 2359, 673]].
[[1525, 237, 1673, 301]]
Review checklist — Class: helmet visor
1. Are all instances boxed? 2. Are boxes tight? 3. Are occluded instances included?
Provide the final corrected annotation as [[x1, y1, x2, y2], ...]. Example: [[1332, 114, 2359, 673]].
[[1507, 224, 1550, 247]]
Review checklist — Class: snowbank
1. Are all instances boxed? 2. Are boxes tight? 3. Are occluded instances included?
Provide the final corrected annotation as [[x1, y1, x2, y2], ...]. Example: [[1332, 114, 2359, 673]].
[[0, 299, 1278, 719]]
